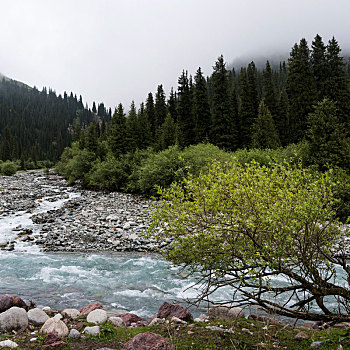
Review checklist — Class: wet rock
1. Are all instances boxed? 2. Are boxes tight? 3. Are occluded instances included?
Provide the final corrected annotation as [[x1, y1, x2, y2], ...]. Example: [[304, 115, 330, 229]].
[[28, 307, 50, 326], [62, 308, 81, 319], [87, 309, 108, 324], [122, 332, 175, 350], [0, 294, 27, 312], [120, 313, 142, 326], [294, 331, 309, 340], [68, 329, 81, 338], [79, 302, 103, 315], [157, 302, 193, 321], [84, 325, 100, 336], [109, 316, 125, 327], [43, 332, 67, 348], [0, 340, 18, 348], [0, 306, 28, 332], [40, 317, 69, 338], [208, 304, 244, 321]]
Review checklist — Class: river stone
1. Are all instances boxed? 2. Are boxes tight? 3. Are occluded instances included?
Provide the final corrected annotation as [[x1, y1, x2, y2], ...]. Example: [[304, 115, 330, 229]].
[[0, 294, 27, 312], [294, 331, 309, 340], [40, 317, 69, 337], [62, 308, 81, 319], [0, 306, 28, 332], [68, 329, 81, 338], [157, 302, 193, 321], [109, 316, 124, 327], [28, 307, 50, 326], [79, 302, 103, 315], [148, 317, 164, 326], [84, 325, 100, 336], [0, 340, 18, 348], [120, 313, 142, 325], [87, 309, 108, 324], [122, 332, 175, 350], [207, 304, 245, 320], [311, 341, 324, 348]]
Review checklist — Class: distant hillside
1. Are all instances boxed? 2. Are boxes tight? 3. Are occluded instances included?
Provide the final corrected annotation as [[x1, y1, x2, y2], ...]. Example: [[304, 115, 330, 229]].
[[0, 77, 95, 163]]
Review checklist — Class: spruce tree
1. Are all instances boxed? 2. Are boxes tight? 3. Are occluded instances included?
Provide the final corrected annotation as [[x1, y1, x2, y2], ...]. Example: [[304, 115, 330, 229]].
[[239, 62, 259, 148], [262, 61, 278, 118], [108, 103, 127, 158], [160, 114, 177, 150], [210, 55, 237, 150], [311, 34, 328, 100], [154, 85, 167, 129], [137, 102, 152, 149], [325, 37, 350, 127], [286, 38, 317, 143], [177, 70, 194, 147], [251, 100, 281, 149], [145, 93, 155, 136], [307, 98, 350, 169], [125, 101, 139, 151], [167, 88, 178, 123], [193, 67, 211, 143]]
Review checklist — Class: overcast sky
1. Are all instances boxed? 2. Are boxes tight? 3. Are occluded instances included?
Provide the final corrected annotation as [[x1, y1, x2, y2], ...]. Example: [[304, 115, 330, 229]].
[[1, 0, 350, 111]]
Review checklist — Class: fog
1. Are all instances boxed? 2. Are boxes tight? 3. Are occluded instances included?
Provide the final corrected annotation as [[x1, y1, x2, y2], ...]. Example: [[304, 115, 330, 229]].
[[1, 0, 349, 110]]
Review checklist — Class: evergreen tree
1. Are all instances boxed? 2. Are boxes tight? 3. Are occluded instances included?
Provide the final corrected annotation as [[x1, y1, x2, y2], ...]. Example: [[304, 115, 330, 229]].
[[137, 102, 152, 149], [210, 55, 237, 150], [325, 37, 350, 127], [125, 101, 139, 151], [262, 61, 278, 118], [177, 70, 195, 147], [307, 98, 350, 169], [154, 85, 167, 129], [145, 93, 155, 136], [276, 89, 289, 146], [160, 114, 177, 150], [311, 34, 328, 100], [239, 62, 259, 148], [286, 38, 317, 143], [193, 67, 211, 143], [86, 122, 98, 153], [251, 100, 281, 149], [167, 88, 178, 123], [92, 102, 97, 114], [108, 103, 127, 158]]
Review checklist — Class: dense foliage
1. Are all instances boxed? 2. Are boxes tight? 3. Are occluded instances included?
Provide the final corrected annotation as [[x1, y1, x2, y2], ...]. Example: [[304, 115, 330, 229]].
[[150, 159, 350, 321]]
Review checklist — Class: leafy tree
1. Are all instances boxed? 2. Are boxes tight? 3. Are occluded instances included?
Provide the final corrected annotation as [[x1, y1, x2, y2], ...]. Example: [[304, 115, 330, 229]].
[[210, 55, 237, 150], [287, 38, 317, 143], [251, 100, 280, 149], [151, 159, 350, 322]]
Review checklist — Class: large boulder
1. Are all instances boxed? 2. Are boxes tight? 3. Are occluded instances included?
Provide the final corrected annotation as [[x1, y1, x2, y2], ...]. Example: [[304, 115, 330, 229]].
[[0, 306, 28, 332], [84, 326, 100, 336], [109, 316, 124, 327], [79, 302, 103, 315], [40, 317, 69, 338], [157, 302, 193, 321], [0, 294, 27, 312], [122, 332, 175, 350], [28, 307, 50, 326], [207, 304, 245, 320], [87, 309, 108, 325]]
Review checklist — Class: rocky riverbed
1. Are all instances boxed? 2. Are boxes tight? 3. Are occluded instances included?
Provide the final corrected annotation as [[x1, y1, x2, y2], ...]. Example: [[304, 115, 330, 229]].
[[0, 170, 166, 252]]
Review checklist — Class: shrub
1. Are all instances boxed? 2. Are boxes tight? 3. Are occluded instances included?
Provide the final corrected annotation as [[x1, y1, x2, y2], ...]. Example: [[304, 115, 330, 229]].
[[1, 161, 17, 176]]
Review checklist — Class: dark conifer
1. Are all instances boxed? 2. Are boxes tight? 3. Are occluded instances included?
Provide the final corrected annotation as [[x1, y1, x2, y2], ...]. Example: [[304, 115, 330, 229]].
[[193, 67, 211, 143], [286, 38, 317, 143]]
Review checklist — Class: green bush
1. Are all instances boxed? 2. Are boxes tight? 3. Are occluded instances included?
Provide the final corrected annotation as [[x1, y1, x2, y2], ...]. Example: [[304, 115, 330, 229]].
[[1, 161, 17, 176]]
